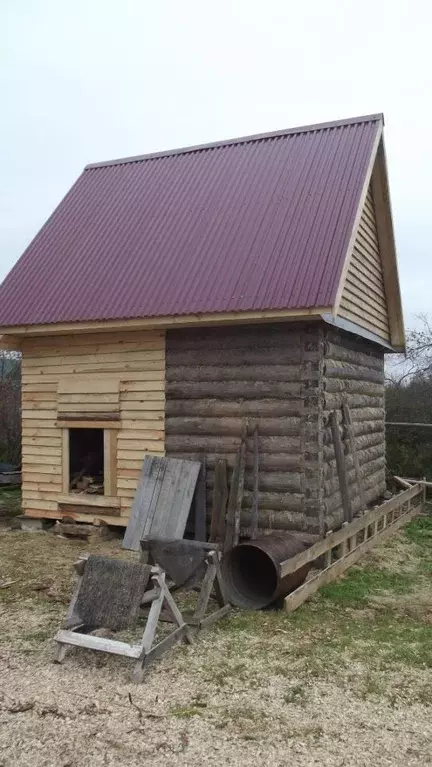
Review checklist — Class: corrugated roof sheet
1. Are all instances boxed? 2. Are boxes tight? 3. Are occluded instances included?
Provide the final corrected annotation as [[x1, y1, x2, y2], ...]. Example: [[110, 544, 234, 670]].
[[0, 114, 382, 327]]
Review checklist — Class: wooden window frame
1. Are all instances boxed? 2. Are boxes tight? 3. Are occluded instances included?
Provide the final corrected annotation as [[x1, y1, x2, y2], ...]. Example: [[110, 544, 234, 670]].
[[61, 425, 118, 504]]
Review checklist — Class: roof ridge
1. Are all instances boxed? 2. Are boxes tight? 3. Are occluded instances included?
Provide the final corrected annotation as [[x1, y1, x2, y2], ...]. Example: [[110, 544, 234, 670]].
[[85, 113, 384, 170]]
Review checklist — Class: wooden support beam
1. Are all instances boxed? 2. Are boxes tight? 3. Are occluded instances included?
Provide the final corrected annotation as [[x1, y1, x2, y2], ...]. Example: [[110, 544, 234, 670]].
[[329, 410, 352, 523], [342, 403, 365, 511], [250, 426, 259, 539]]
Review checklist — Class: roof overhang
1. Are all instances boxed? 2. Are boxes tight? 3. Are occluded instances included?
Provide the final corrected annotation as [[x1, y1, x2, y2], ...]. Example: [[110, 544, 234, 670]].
[[0, 305, 330, 343], [321, 313, 399, 352]]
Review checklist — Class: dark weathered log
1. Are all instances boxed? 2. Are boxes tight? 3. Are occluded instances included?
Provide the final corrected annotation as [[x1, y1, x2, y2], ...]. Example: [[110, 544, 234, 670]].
[[324, 457, 385, 496], [325, 328, 383, 358], [324, 363, 384, 383], [342, 403, 365, 509], [206, 490, 306, 514], [165, 399, 303, 418], [324, 449, 384, 479], [166, 434, 301, 454], [325, 469, 386, 513], [324, 342, 383, 370], [329, 410, 352, 523], [166, 364, 306, 383], [242, 490, 305, 513], [238, 509, 319, 533], [166, 451, 306, 472], [166, 347, 307, 367], [323, 420, 384, 444], [250, 427, 259, 539], [324, 379, 383, 396], [224, 434, 244, 553], [166, 380, 303, 400], [209, 459, 228, 543], [324, 394, 383, 410], [166, 324, 317, 352], [206, 469, 302, 494], [166, 416, 301, 437], [324, 407, 384, 424]]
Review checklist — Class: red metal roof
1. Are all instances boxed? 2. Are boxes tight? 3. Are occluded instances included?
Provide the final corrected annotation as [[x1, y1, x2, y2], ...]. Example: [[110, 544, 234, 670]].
[[0, 114, 382, 327]]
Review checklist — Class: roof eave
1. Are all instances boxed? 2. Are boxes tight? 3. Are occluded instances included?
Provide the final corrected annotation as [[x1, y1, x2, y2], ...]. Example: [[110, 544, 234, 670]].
[[0, 306, 332, 338]]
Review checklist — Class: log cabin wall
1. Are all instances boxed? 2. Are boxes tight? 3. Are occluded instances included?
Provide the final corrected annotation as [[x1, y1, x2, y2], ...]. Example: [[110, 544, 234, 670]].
[[165, 323, 325, 540], [20, 329, 165, 524], [322, 326, 386, 530]]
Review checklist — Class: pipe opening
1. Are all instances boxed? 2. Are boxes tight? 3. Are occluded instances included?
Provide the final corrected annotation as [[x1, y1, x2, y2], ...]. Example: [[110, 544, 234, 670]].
[[225, 545, 278, 609]]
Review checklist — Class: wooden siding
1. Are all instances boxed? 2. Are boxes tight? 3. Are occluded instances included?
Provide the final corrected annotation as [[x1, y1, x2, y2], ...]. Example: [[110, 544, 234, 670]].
[[165, 323, 324, 539], [21, 330, 165, 523], [322, 327, 386, 530], [339, 187, 390, 342]]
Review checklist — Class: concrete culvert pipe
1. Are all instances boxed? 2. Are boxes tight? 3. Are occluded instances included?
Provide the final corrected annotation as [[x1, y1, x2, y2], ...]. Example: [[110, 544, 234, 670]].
[[222, 534, 311, 610]]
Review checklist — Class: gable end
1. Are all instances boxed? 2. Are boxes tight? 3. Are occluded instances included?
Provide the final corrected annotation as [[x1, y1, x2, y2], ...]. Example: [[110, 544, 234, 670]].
[[338, 185, 390, 343]]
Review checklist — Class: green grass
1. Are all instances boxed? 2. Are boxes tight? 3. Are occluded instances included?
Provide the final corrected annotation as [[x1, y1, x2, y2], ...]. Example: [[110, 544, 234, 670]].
[[405, 515, 432, 545], [0, 487, 21, 518], [318, 567, 414, 605]]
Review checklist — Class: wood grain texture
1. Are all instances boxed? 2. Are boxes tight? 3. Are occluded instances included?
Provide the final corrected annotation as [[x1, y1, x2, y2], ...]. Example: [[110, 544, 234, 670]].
[[20, 329, 165, 522], [338, 186, 391, 341], [122, 455, 200, 550], [166, 323, 322, 536], [322, 327, 385, 529]]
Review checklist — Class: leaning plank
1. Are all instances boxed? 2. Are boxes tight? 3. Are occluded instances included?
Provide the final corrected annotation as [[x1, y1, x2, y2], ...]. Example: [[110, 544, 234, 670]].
[[123, 456, 166, 550], [123, 456, 201, 550], [54, 630, 142, 658], [279, 484, 422, 577], [233, 437, 246, 547], [393, 475, 414, 489], [193, 457, 207, 542], [285, 499, 419, 612], [342, 404, 365, 511], [224, 446, 241, 553], [209, 459, 228, 543], [329, 410, 352, 523], [250, 427, 259, 539]]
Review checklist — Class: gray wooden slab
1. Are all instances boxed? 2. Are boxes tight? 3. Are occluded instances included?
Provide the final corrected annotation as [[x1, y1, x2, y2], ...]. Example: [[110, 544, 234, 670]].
[[123, 455, 201, 551]]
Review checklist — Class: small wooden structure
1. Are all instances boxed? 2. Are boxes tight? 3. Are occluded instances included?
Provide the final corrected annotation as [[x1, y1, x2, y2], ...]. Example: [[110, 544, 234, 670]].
[[54, 557, 192, 683], [0, 114, 405, 541]]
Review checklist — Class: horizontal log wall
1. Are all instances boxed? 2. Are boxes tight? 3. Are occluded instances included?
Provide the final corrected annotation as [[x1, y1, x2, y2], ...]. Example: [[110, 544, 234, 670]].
[[322, 327, 386, 530], [21, 330, 165, 524], [165, 323, 324, 536]]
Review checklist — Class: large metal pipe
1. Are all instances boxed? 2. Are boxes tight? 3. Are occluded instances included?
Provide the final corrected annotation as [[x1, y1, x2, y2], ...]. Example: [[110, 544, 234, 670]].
[[222, 533, 310, 610]]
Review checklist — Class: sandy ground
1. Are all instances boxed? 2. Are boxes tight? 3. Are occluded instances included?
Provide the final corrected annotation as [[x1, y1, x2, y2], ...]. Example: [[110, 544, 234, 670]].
[[0, 519, 431, 766]]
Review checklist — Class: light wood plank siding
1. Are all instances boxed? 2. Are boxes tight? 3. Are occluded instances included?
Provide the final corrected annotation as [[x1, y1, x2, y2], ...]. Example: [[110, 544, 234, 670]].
[[165, 323, 324, 540], [322, 327, 386, 530], [21, 330, 165, 524], [339, 187, 390, 342]]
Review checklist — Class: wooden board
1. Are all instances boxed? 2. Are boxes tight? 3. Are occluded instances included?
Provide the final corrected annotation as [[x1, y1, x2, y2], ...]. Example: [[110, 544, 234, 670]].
[[122, 456, 201, 551], [338, 186, 391, 342], [20, 328, 166, 521]]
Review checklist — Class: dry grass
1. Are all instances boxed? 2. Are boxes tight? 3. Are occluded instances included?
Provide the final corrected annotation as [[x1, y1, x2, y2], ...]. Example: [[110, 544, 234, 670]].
[[0, 513, 431, 766]]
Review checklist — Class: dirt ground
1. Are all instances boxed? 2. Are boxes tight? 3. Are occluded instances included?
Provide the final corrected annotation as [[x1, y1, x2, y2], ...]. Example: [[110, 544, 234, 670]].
[[0, 506, 431, 767]]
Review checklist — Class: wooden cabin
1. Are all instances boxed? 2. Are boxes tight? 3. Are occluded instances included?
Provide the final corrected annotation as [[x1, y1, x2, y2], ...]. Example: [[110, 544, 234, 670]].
[[0, 114, 404, 540]]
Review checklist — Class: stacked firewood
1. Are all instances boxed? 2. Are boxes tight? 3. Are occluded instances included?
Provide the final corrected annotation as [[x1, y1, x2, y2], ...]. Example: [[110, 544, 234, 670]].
[[70, 475, 104, 495]]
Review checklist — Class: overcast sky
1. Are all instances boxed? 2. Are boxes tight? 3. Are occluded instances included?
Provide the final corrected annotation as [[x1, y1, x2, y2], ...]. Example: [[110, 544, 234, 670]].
[[1, 0, 431, 329]]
